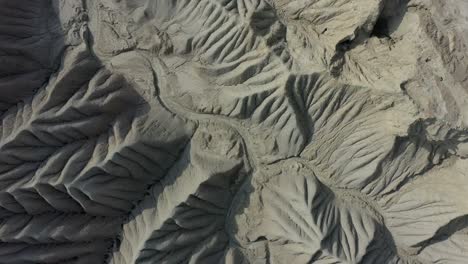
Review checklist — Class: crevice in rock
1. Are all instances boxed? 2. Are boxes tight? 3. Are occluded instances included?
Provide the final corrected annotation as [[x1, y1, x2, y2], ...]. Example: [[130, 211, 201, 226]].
[[330, 0, 409, 77], [371, 0, 409, 39], [372, 16, 391, 39]]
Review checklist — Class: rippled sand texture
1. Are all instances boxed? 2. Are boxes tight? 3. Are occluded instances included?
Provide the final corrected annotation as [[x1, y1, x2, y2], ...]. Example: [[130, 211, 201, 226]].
[[0, 0, 468, 263]]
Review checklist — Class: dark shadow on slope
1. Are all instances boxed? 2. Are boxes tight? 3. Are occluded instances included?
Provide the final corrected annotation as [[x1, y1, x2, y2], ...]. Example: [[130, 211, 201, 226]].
[[414, 214, 468, 252], [371, 0, 409, 39], [0, 0, 65, 115], [332, 0, 409, 65]]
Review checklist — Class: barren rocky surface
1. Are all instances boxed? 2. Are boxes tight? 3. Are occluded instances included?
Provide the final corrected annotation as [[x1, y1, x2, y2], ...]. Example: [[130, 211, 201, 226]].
[[0, 0, 468, 263]]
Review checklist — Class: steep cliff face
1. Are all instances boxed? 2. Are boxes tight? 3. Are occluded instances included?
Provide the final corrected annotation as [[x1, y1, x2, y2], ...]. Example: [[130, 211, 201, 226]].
[[0, 0, 467, 263]]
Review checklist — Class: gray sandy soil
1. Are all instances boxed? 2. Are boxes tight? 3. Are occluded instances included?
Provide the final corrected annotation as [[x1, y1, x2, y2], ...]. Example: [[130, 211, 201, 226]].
[[0, 0, 467, 263]]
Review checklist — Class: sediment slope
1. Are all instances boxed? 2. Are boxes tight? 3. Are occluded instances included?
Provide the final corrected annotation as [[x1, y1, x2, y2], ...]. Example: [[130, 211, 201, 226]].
[[0, 0, 467, 263]]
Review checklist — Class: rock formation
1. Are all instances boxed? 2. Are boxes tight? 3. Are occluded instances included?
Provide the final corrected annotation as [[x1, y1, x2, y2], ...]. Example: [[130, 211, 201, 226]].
[[0, 0, 467, 263]]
